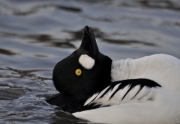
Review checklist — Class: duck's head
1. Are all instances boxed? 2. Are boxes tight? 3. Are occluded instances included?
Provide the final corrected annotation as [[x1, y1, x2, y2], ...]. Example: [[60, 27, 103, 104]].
[[53, 26, 112, 98]]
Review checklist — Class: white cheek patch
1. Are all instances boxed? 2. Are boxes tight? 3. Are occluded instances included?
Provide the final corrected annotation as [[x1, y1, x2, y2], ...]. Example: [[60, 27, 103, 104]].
[[79, 54, 95, 69]]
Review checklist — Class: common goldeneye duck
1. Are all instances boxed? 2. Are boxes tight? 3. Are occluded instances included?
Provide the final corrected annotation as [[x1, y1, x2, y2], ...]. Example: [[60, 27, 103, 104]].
[[52, 26, 112, 99], [47, 26, 180, 124]]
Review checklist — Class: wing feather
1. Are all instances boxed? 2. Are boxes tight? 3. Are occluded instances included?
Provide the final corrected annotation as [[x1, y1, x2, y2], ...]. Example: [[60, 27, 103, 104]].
[[84, 79, 160, 107]]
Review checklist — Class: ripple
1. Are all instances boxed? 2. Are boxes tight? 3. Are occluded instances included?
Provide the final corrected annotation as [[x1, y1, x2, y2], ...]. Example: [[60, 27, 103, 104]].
[[0, 31, 75, 48], [77, 0, 180, 11], [0, 1, 82, 16], [103, 38, 156, 46], [0, 48, 18, 56]]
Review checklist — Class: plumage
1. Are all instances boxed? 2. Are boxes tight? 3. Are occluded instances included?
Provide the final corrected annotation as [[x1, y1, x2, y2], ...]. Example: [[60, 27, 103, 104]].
[[111, 54, 180, 91], [83, 79, 161, 107], [47, 26, 180, 124], [78, 54, 95, 69]]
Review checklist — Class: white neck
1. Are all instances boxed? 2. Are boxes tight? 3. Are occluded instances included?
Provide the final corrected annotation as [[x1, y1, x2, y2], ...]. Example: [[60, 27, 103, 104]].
[[111, 58, 133, 82]]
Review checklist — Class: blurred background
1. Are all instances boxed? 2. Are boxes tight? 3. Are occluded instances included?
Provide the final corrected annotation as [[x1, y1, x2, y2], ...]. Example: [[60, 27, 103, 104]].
[[0, 0, 180, 123]]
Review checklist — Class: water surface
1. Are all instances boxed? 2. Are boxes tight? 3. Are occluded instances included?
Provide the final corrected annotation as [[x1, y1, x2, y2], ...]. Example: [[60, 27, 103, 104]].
[[0, 0, 180, 123]]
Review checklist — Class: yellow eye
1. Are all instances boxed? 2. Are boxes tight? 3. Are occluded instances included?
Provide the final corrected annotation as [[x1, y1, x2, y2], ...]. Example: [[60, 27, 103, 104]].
[[75, 69, 82, 76]]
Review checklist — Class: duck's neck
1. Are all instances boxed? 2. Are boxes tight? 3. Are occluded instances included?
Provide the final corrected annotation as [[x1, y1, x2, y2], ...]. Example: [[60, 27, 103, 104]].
[[111, 58, 133, 82]]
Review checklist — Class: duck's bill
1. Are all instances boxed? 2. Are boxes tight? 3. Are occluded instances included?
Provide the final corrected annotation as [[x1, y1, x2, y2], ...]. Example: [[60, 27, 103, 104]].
[[0, 88, 25, 100]]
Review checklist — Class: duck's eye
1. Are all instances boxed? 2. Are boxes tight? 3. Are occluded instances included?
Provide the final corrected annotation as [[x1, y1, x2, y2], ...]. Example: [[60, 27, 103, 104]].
[[75, 68, 82, 76]]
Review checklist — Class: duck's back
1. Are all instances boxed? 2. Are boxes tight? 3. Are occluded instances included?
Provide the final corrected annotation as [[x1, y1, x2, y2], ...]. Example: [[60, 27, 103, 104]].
[[111, 54, 180, 92]]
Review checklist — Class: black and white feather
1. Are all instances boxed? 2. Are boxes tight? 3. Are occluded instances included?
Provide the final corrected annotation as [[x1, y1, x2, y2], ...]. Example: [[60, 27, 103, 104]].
[[84, 79, 161, 107]]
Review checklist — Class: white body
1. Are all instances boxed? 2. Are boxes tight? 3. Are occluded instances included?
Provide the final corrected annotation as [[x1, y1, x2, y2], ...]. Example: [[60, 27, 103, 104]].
[[73, 54, 180, 124]]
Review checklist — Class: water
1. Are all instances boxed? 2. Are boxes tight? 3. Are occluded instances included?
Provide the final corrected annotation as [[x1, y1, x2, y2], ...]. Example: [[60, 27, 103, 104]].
[[0, 0, 180, 123]]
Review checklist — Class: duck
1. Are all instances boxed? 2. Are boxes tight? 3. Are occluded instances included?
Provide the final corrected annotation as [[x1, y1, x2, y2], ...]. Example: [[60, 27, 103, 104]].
[[46, 26, 180, 124]]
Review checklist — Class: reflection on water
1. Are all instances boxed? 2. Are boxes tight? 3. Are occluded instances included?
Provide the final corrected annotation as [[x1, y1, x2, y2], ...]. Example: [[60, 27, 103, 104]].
[[0, 32, 76, 48], [50, 108, 86, 124], [0, 0, 180, 123], [0, 48, 17, 56]]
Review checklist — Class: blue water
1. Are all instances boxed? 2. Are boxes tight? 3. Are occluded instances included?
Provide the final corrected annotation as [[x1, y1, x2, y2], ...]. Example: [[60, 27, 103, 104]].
[[0, 0, 180, 123]]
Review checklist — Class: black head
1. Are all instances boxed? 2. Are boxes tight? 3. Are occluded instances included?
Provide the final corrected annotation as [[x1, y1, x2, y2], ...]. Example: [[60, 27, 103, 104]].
[[53, 26, 112, 98]]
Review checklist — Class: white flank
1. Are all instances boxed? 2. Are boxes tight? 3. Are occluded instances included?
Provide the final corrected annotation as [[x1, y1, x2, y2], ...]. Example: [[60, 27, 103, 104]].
[[79, 54, 95, 69]]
